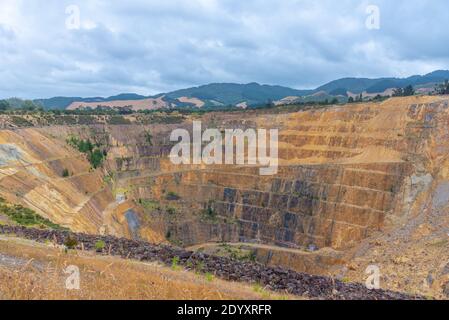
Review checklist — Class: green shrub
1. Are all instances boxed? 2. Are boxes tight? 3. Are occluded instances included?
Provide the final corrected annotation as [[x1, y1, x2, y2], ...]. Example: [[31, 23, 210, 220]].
[[204, 272, 214, 282], [95, 240, 106, 252], [144, 131, 153, 145], [89, 148, 105, 168], [167, 207, 177, 215], [103, 173, 114, 184], [252, 283, 264, 293], [67, 135, 106, 168], [67, 136, 94, 153], [64, 236, 78, 249], [62, 168, 70, 177], [171, 256, 180, 270], [166, 191, 180, 201], [252, 283, 271, 298], [196, 261, 205, 273], [200, 202, 218, 223], [140, 199, 160, 211]]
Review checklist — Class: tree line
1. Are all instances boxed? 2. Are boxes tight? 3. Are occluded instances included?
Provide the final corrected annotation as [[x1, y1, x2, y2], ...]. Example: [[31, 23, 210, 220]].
[[0, 98, 43, 111]]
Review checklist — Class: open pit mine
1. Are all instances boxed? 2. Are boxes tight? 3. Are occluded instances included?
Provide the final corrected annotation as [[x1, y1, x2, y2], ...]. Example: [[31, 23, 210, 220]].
[[2, 95, 449, 298]]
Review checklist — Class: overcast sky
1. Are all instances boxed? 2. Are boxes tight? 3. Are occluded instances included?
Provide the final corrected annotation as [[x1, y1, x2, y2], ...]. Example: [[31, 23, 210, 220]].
[[1, 0, 449, 99]]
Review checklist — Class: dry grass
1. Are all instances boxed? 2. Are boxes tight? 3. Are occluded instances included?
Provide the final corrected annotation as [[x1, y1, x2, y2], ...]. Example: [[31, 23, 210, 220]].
[[0, 236, 294, 300]]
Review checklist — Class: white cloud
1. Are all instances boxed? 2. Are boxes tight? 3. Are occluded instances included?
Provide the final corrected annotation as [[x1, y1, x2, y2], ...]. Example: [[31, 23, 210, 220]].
[[0, 0, 448, 98]]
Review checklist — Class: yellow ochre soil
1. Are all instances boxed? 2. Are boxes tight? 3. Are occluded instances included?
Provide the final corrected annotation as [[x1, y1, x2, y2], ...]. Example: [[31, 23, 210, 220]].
[[0, 235, 295, 300]]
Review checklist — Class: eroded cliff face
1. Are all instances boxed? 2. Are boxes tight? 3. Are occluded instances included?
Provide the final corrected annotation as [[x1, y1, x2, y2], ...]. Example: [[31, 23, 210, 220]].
[[100, 96, 446, 252], [1, 96, 449, 282], [0, 128, 113, 233]]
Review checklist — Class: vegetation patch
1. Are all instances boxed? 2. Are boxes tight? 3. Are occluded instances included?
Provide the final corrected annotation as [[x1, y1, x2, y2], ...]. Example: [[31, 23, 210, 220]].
[[64, 236, 78, 249], [66, 135, 107, 168], [10, 116, 33, 127], [138, 199, 161, 211], [95, 240, 106, 252], [108, 116, 132, 125], [218, 243, 257, 262], [165, 191, 181, 201], [204, 272, 215, 282], [435, 80, 449, 95], [144, 131, 153, 146], [0, 198, 65, 230], [62, 168, 70, 177], [200, 201, 219, 223], [103, 173, 114, 185], [392, 85, 415, 97], [171, 256, 180, 271]]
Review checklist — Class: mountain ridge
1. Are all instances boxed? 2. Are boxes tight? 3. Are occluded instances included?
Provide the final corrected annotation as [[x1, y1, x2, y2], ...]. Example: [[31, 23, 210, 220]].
[[29, 70, 449, 110]]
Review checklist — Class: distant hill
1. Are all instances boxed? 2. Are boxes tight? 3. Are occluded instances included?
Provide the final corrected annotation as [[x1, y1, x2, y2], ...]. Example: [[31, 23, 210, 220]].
[[34, 93, 147, 110], [165, 83, 312, 107], [317, 70, 449, 94], [30, 70, 449, 110]]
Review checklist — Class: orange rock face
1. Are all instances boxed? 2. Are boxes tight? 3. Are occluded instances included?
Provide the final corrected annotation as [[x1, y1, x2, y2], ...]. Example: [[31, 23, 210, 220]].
[[1, 96, 449, 268]]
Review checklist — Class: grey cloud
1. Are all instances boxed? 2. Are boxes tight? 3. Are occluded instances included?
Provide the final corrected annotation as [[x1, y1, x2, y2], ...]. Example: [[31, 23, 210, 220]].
[[0, 0, 448, 99]]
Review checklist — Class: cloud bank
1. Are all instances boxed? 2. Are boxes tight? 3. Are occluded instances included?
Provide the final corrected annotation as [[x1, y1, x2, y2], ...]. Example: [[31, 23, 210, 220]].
[[0, 0, 448, 98]]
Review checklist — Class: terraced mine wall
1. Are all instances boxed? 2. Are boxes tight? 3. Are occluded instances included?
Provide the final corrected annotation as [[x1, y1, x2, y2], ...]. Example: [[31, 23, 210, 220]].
[[0, 225, 422, 300], [0, 127, 116, 234], [1, 96, 449, 269], [136, 163, 411, 249], [91, 96, 439, 252]]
